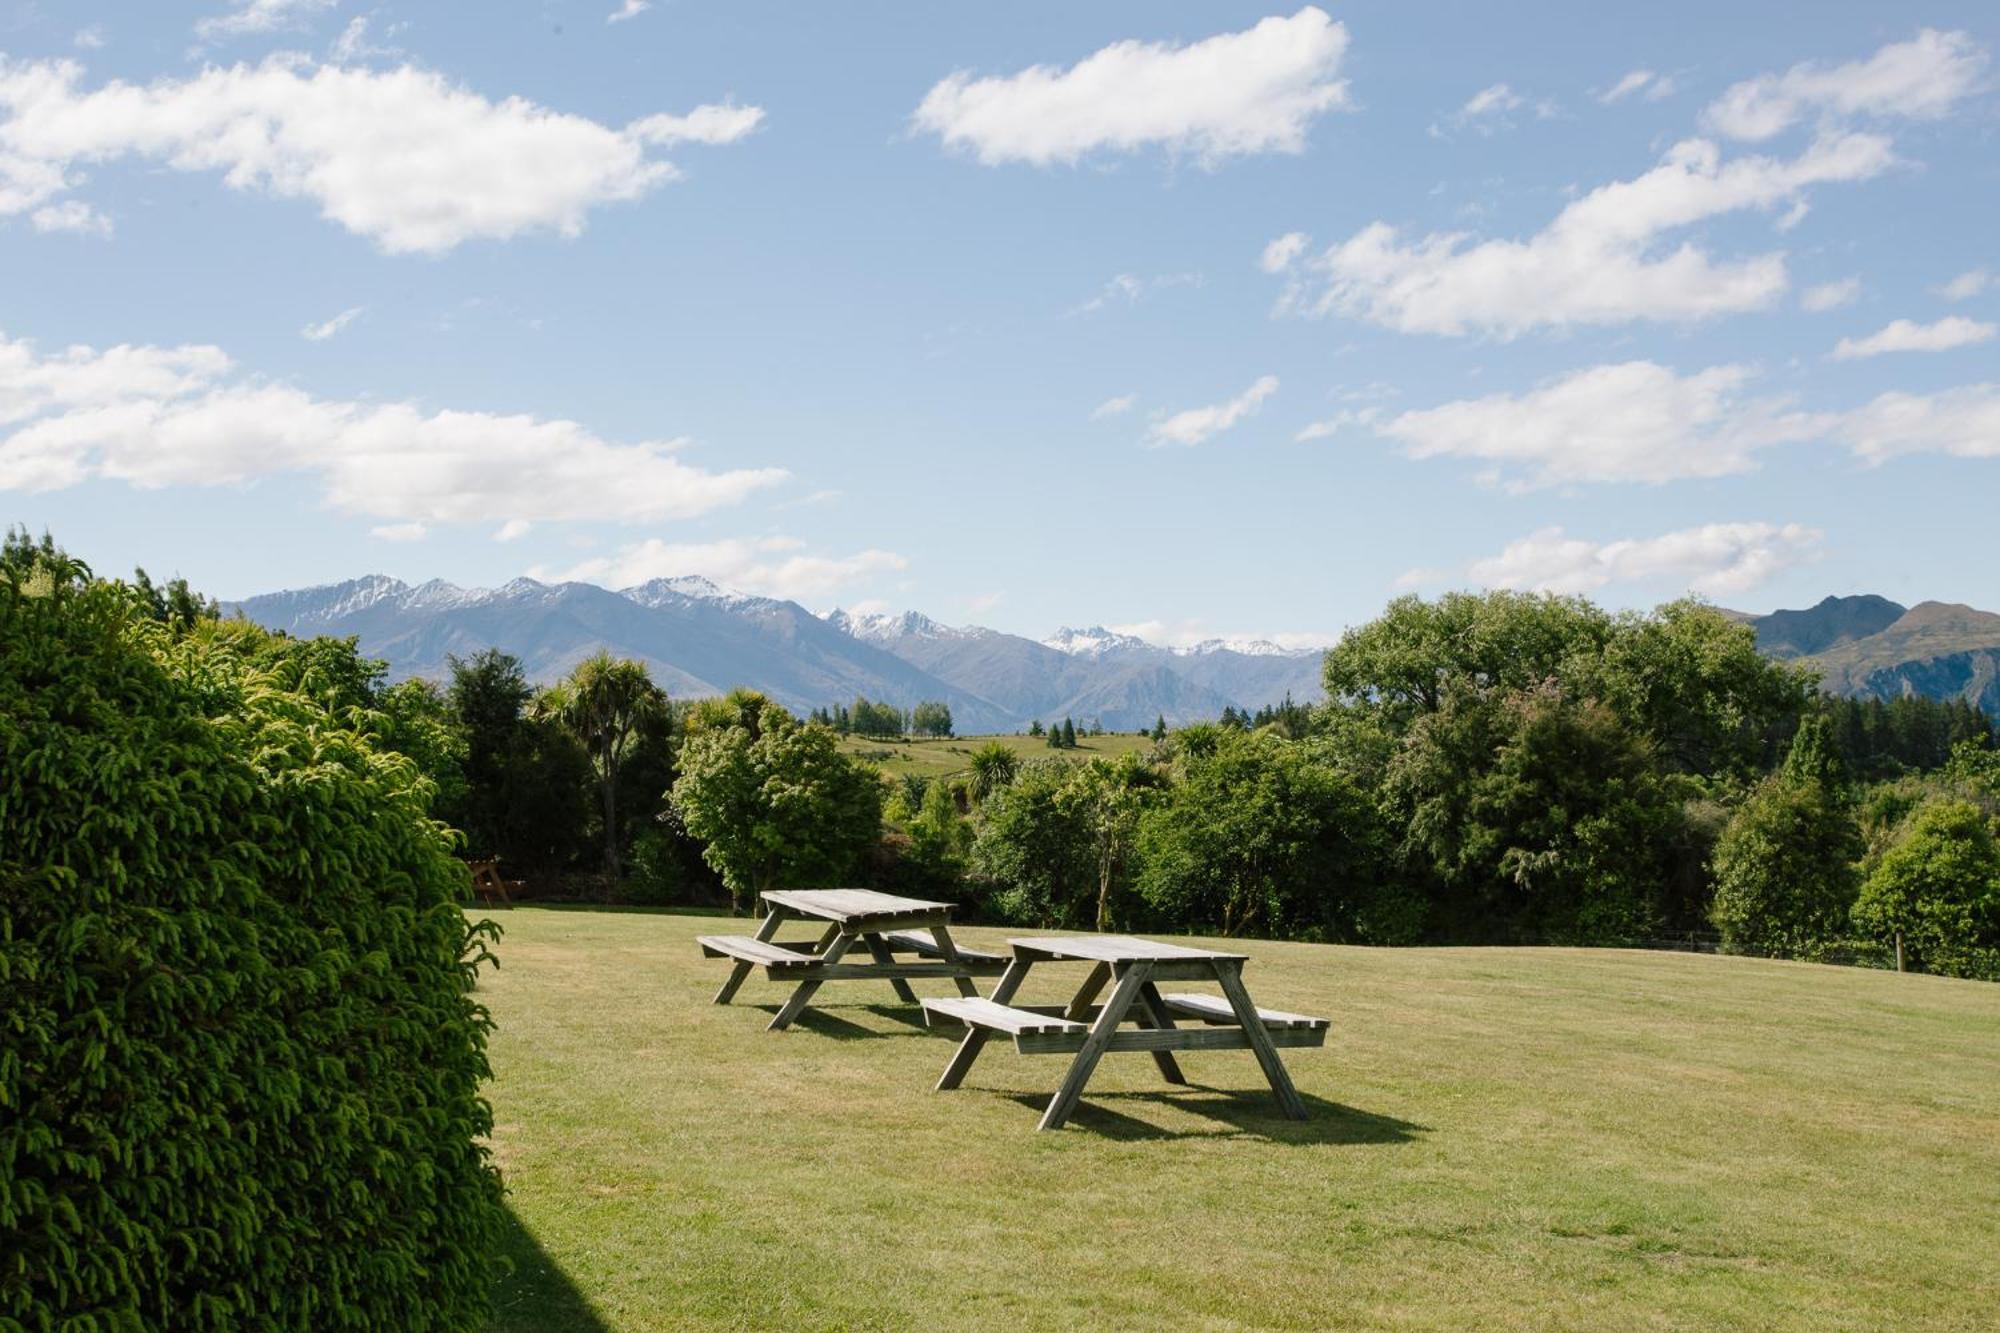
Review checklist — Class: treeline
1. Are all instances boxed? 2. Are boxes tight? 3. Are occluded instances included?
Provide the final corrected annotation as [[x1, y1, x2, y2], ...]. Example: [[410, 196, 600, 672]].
[[41, 528, 1995, 981], [808, 697, 954, 738]]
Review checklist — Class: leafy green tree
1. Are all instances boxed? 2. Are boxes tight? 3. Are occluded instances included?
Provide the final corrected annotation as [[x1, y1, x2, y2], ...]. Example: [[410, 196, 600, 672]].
[[536, 653, 667, 877], [1152, 714, 1168, 742], [911, 700, 954, 738], [888, 779, 972, 895], [129, 566, 220, 630], [672, 708, 884, 910], [971, 758, 1098, 927], [1066, 757, 1155, 931], [967, 740, 1021, 802], [1853, 800, 2000, 979], [1028, 719, 1044, 737], [1137, 731, 1392, 939], [1061, 717, 1077, 748], [1709, 718, 1861, 958]]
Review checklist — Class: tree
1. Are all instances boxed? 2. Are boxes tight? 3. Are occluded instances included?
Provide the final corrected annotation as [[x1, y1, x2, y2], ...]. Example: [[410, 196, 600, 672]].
[[1029, 719, 1045, 737], [1852, 800, 2000, 979], [1061, 717, 1077, 748], [129, 566, 219, 630], [967, 740, 1021, 802], [1066, 757, 1157, 931], [672, 708, 884, 910], [1152, 714, 1168, 742], [536, 653, 667, 878], [1709, 721, 1862, 959], [911, 700, 954, 738], [970, 759, 1098, 927]]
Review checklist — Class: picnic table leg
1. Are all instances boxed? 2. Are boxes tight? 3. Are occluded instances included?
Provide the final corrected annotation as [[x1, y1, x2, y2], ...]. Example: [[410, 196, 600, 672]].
[[925, 923, 981, 998], [861, 933, 921, 1004], [1039, 962, 1153, 1132], [1213, 962, 1308, 1120], [1135, 981, 1189, 1086], [769, 929, 854, 1031], [713, 904, 788, 1005], [937, 956, 1030, 1091], [1062, 962, 1111, 1020]]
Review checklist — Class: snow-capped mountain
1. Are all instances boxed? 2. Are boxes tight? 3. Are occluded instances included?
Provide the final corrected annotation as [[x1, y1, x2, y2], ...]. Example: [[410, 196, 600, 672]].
[[230, 576, 1328, 730]]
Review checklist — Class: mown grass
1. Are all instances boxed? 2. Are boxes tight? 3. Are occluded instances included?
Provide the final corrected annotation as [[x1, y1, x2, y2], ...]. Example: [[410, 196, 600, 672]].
[[836, 730, 1155, 782], [480, 908, 2000, 1330]]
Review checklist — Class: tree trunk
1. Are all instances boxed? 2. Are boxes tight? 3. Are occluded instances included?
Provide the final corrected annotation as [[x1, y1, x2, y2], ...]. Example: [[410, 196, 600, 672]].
[[600, 748, 620, 880]]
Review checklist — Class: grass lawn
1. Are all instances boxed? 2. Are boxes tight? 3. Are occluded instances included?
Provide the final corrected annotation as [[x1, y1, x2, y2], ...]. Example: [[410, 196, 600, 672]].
[[836, 731, 1155, 782], [479, 908, 2000, 1330]]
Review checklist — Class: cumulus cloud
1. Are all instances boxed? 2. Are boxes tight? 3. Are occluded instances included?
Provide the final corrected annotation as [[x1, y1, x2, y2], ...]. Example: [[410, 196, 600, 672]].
[[912, 7, 1349, 167], [0, 329, 788, 526], [1090, 392, 1137, 420], [1831, 316, 1995, 360], [1373, 362, 1823, 488], [1599, 69, 1675, 104], [300, 306, 364, 340], [1369, 360, 2000, 483], [73, 26, 107, 51], [1835, 384, 2000, 463], [196, 0, 337, 42], [1935, 268, 1990, 302], [1800, 277, 1860, 311], [370, 521, 426, 542], [537, 536, 907, 600], [607, 0, 651, 23], [1266, 131, 1893, 336], [1146, 375, 1278, 446], [1702, 29, 1987, 141], [29, 199, 111, 236], [0, 57, 763, 254], [1260, 230, 1308, 274], [1455, 522, 1823, 596]]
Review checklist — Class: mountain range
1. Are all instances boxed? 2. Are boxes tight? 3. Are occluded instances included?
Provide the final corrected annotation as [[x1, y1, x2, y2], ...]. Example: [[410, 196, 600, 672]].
[[231, 576, 1326, 732], [230, 580, 2000, 731]]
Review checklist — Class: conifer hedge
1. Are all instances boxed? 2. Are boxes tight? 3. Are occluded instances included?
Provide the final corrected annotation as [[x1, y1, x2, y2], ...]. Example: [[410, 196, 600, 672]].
[[0, 553, 503, 1330]]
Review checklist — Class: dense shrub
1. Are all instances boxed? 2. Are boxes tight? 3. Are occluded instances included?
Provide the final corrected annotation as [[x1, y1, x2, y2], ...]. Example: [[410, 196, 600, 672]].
[[1709, 776, 1861, 958], [1853, 800, 2000, 980], [0, 554, 503, 1329]]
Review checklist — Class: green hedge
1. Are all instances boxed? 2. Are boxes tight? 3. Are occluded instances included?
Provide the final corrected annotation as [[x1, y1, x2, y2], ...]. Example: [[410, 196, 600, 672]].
[[0, 555, 503, 1330]]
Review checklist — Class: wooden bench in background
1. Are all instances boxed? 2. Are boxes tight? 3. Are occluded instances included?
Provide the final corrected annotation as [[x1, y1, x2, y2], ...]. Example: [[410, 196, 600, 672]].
[[466, 857, 523, 908]]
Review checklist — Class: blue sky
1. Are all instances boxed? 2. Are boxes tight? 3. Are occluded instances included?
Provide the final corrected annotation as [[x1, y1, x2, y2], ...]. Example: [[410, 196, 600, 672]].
[[2, 2, 1995, 646]]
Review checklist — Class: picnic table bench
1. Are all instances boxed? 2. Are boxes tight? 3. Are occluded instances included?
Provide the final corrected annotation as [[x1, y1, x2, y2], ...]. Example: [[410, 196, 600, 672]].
[[922, 934, 1327, 1130], [699, 889, 1007, 1031]]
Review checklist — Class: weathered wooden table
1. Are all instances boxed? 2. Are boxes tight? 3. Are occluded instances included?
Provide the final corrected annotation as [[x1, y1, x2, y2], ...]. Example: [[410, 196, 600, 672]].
[[699, 889, 1008, 1031], [922, 934, 1327, 1131]]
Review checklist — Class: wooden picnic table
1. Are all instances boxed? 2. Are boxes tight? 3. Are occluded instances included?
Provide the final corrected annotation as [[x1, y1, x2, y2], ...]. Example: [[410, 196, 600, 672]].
[[922, 934, 1327, 1131], [698, 889, 1008, 1031]]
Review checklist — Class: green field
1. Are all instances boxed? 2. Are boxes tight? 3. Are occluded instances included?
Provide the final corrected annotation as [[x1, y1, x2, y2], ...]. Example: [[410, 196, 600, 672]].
[[836, 730, 1156, 782], [479, 908, 2000, 1330]]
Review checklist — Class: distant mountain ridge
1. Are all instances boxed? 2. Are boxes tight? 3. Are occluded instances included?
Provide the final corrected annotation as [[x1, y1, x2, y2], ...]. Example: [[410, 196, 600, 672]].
[[232, 576, 1326, 731], [1734, 594, 2000, 714]]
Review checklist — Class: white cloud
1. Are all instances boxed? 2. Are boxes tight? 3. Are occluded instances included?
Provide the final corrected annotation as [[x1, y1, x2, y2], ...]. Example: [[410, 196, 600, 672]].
[[0, 329, 788, 526], [299, 306, 364, 341], [1936, 268, 1990, 302], [607, 0, 651, 23], [328, 16, 400, 63], [1457, 522, 1823, 597], [0, 57, 763, 254], [538, 536, 907, 600], [29, 200, 111, 236], [967, 590, 1005, 614], [1835, 384, 2000, 463], [370, 521, 426, 542], [73, 26, 107, 51], [1146, 375, 1278, 447], [1800, 277, 1860, 311], [1260, 230, 1308, 274], [1069, 271, 1201, 315], [1272, 131, 1893, 336], [1599, 70, 1674, 104], [196, 0, 338, 42], [912, 7, 1350, 167], [1462, 83, 1523, 118], [1293, 407, 1378, 442], [1091, 392, 1137, 420], [1373, 361, 1823, 488], [1703, 30, 1987, 142], [494, 518, 533, 542], [1431, 82, 1530, 137], [1831, 316, 1995, 360]]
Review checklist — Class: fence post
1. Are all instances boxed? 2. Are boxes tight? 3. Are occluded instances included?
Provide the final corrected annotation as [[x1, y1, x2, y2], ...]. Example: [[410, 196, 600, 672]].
[[1894, 932, 1905, 973]]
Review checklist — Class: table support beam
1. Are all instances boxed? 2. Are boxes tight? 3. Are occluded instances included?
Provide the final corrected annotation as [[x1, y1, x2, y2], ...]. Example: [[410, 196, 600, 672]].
[[713, 905, 787, 1005], [937, 956, 1028, 1091], [1214, 961, 1307, 1120], [1039, 962, 1153, 1131]]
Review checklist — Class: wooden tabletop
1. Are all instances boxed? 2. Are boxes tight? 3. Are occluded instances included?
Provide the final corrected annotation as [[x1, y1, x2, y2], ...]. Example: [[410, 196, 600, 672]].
[[760, 888, 955, 927], [1006, 934, 1249, 964]]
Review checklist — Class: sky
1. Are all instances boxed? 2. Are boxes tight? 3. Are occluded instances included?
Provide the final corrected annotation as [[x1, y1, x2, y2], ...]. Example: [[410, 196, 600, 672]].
[[1, 2, 1996, 648]]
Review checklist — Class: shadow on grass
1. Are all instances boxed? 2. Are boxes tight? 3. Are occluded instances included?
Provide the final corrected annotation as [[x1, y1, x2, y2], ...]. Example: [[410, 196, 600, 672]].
[[488, 1203, 611, 1333], [749, 1001, 938, 1039], [998, 1088, 1427, 1144]]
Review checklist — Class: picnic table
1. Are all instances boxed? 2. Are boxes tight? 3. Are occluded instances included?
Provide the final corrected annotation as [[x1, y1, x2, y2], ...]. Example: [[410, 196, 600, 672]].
[[699, 889, 1009, 1031], [921, 935, 1328, 1131]]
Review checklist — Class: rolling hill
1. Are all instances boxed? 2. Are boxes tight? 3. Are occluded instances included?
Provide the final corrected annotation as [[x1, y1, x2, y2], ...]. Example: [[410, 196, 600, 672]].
[[1738, 594, 2000, 713]]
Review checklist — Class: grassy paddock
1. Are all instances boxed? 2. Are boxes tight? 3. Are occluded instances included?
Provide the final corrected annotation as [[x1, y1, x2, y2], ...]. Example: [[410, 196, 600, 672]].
[[836, 731, 1154, 782], [480, 908, 2000, 1330]]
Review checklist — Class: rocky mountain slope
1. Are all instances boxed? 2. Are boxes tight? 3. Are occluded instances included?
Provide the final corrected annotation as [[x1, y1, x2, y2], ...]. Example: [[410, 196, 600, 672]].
[[1738, 595, 2000, 713]]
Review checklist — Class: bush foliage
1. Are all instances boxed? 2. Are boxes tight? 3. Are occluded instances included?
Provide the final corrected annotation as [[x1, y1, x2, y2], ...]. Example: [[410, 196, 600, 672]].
[[0, 550, 503, 1330]]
